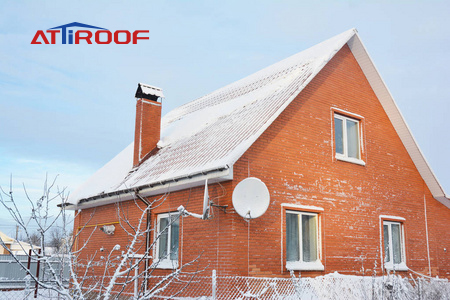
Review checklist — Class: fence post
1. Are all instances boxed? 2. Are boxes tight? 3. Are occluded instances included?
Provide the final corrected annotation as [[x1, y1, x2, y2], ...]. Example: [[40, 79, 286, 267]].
[[212, 269, 217, 300], [27, 249, 32, 274], [134, 258, 139, 299], [34, 248, 42, 298]]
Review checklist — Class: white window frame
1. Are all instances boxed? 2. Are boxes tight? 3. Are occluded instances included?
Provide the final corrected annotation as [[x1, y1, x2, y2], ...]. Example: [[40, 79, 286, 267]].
[[334, 114, 365, 165], [383, 221, 407, 271], [154, 212, 180, 269], [285, 210, 324, 271]]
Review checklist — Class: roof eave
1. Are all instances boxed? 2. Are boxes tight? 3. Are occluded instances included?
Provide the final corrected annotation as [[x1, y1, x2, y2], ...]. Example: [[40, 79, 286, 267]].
[[435, 196, 450, 209], [68, 165, 233, 210]]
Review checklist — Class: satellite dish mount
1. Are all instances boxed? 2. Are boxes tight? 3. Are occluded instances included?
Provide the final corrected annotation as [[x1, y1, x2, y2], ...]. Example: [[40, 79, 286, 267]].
[[178, 179, 225, 220]]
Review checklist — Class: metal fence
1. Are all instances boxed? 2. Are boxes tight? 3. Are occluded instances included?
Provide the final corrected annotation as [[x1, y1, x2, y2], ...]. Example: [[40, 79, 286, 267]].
[[0, 254, 69, 291], [142, 272, 450, 300], [0, 269, 449, 299]]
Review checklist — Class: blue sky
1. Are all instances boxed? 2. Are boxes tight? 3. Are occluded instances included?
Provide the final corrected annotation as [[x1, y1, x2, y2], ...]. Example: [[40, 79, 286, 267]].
[[0, 1, 449, 237]]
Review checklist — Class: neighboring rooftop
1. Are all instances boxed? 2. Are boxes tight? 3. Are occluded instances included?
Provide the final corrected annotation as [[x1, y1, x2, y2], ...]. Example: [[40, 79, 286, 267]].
[[0, 231, 40, 255]]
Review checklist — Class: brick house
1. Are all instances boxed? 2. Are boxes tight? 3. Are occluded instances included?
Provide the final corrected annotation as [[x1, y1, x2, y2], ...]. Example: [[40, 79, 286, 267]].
[[68, 28, 450, 280]]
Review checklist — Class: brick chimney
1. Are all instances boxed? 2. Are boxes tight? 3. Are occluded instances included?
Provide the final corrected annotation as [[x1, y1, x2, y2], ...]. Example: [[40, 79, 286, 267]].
[[133, 83, 164, 167]]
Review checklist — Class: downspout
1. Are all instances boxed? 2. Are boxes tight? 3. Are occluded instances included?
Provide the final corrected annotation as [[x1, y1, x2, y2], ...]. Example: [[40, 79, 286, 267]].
[[423, 189, 431, 276], [136, 192, 151, 294]]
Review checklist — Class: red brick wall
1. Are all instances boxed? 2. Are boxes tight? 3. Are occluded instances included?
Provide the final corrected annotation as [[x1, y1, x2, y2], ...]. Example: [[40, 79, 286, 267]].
[[74, 44, 450, 279], [229, 44, 449, 278], [73, 201, 148, 266], [425, 191, 450, 277]]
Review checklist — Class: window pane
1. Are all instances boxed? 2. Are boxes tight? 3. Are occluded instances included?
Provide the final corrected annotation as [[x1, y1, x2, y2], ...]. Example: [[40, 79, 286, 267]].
[[346, 119, 359, 158], [286, 213, 299, 262], [302, 215, 317, 262], [170, 216, 180, 260], [158, 217, 169, 259], [392, 224, 402, 264], [383, 224, 390, 263], [335, 118, 344, 154]]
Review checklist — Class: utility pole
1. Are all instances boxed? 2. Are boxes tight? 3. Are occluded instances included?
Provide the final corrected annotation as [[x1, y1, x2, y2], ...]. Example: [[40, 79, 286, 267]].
[[15, 225, 18, 240]]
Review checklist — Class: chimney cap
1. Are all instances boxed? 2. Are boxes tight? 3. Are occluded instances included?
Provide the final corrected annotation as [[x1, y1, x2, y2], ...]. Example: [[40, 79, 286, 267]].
[[135, 83, 164, 101]]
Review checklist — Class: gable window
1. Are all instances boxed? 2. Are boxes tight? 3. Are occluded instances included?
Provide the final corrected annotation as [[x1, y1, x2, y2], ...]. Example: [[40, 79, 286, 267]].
[[154, 212, 180, 269], [383, 221, 407, 271], [286, 211, 324, 271], [334, 113, 364, 165]]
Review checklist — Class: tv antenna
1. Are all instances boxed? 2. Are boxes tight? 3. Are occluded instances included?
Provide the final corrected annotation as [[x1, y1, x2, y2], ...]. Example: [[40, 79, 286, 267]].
[[177, 179, 211, 220]]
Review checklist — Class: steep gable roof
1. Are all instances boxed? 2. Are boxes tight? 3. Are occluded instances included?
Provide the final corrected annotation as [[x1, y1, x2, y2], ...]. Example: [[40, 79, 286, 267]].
[[70, 29, 449, 209]]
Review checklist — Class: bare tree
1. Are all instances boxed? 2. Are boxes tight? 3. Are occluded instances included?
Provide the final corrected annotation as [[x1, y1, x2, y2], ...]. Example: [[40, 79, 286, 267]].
[[47, 227, 66, 253], [0, 176, 204, 299], [27, 231, 42, 247]]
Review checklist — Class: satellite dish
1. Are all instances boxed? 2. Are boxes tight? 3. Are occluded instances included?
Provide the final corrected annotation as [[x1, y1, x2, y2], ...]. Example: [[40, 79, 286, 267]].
[[232, 177, 270, 219]]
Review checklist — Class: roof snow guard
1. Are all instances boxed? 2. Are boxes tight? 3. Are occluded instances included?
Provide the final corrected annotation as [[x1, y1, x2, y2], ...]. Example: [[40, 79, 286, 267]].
[[69, 28, 449, 210], [135, 83, 164, 101]]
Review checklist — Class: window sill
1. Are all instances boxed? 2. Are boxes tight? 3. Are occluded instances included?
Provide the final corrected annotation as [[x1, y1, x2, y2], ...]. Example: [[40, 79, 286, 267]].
[[384, 262, 408, 272], [286, 260, 324, 271], [152, 259, 179, 269], [335, 155, 366, 166]]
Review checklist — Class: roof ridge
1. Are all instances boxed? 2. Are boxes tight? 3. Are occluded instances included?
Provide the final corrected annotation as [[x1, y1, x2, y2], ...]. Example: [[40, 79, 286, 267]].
[[163, 28, 357, 126]]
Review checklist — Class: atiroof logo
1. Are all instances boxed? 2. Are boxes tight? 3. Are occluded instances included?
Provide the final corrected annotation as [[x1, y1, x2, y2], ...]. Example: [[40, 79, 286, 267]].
[[31, 22, 149, 45]]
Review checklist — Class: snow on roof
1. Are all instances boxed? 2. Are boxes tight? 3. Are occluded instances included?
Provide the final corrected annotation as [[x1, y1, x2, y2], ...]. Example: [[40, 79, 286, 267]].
[[69, 144, 133, 202], [69, 29, 356, 206], [70, 28, 449, 209]]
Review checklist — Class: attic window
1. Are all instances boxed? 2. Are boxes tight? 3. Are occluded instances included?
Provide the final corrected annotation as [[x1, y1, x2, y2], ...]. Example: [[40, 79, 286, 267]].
[[334, 113, 365, 166]]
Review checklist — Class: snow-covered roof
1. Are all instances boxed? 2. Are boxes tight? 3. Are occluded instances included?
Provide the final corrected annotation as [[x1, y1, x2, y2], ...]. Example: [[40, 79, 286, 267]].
[[69, 28, 449, 209]]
